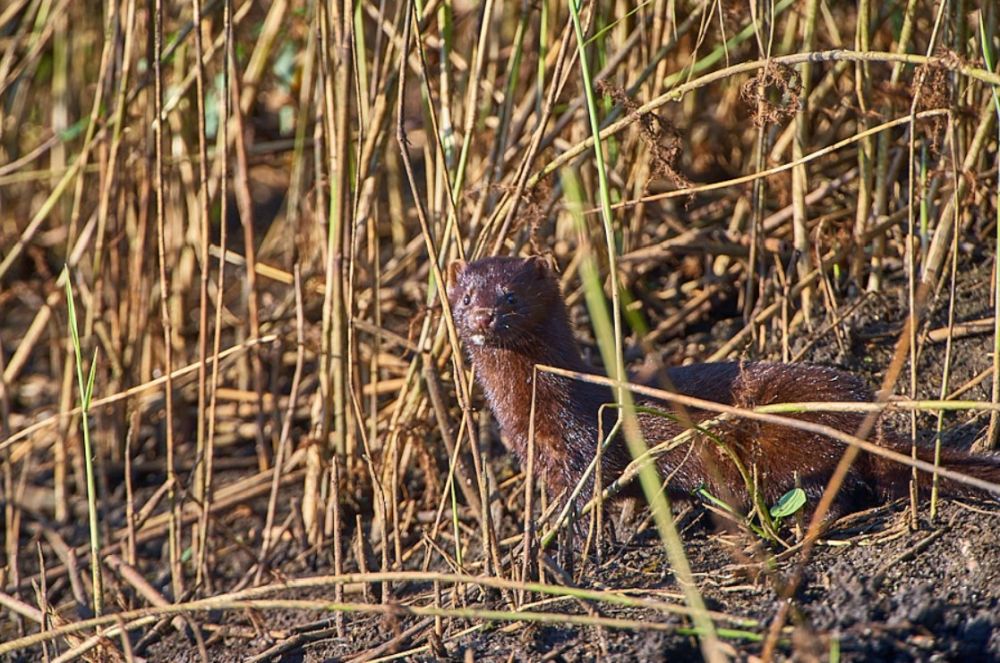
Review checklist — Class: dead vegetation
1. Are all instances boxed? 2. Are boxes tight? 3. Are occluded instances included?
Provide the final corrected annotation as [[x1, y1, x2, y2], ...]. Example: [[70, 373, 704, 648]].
[[2, 0, 1000, 660]]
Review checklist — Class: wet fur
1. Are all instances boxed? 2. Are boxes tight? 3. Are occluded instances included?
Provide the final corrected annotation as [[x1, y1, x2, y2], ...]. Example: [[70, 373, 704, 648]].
[[447, 256, 1000, 518]]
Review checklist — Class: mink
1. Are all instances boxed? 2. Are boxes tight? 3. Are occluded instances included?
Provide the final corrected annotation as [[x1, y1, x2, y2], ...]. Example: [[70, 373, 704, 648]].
[[446, 255, 1000, 519]]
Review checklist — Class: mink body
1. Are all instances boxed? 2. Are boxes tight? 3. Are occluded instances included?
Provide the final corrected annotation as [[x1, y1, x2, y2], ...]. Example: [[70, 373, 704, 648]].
[[446, 256, 1000, 518]]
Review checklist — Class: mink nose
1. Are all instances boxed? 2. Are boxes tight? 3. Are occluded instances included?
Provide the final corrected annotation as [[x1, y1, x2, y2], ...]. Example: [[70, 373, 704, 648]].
[[469, 309, 495, 332]]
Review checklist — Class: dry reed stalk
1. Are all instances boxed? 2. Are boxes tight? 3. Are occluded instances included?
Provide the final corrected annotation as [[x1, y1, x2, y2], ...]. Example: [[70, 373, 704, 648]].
[[3, 1, 1000, 659], [152, 0, 182, 608]]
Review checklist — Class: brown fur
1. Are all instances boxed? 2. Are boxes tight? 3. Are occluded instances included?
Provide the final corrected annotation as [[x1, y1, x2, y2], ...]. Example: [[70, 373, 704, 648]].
[[447, 256, 1000, 518]]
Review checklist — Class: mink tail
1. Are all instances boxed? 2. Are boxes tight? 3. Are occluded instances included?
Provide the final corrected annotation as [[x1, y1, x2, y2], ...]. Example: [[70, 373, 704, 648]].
[[865, 432, 1000, 503]]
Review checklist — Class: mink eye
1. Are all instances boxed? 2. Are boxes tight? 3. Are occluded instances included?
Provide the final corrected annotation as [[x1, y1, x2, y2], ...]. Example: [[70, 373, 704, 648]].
[[505, 293, 517, 306], [462, 294, 471, 306]]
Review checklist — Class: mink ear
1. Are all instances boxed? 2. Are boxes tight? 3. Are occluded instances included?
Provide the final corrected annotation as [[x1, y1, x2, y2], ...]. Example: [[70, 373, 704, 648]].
[[446, 260, 466, 292], [527, 254, 557, 277]]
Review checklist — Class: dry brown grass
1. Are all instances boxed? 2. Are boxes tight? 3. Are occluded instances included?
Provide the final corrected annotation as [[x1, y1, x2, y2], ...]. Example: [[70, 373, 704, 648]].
[[2, 0, 1000, 659]]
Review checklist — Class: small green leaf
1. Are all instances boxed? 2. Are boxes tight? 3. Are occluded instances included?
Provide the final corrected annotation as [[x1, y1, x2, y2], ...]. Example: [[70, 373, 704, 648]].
[[979, 14, 1000, 118], [84, 348, 99, 407], [696, 487, 739, 517], [585, 0, 656, 46], [981, 14, 996, 72], [58, 117, 90, 143], [770, 488, 807, 519]]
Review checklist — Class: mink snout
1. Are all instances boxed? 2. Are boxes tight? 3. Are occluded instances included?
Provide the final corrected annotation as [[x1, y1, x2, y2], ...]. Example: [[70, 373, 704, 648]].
[[468, 308, 496, 333]]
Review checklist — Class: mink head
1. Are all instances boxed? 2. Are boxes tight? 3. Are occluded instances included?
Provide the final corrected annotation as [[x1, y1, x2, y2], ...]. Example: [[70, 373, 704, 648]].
[[446, 256, 564, 350]]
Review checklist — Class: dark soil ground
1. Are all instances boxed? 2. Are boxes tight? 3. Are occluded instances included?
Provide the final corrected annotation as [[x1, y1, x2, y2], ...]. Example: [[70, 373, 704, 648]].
[[136, 498, 1000, 662], [6, 259, 1000, 663]]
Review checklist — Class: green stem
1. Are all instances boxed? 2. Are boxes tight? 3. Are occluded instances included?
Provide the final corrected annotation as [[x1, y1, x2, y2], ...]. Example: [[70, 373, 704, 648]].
[[63, 269, 103, 616]]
